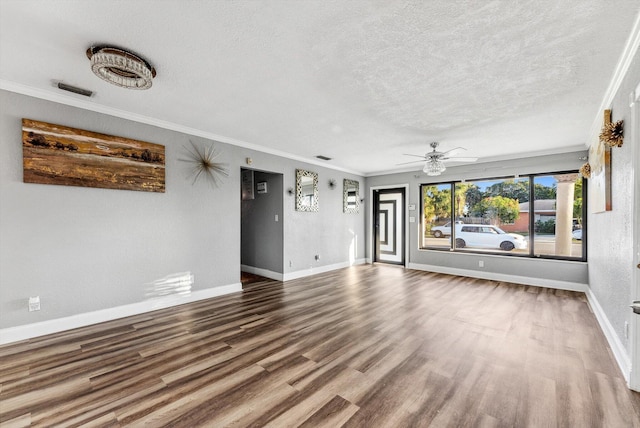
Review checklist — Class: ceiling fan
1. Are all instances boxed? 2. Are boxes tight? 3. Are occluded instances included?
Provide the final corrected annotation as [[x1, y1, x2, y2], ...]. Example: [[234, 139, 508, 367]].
[[399, 142, 478, 176]]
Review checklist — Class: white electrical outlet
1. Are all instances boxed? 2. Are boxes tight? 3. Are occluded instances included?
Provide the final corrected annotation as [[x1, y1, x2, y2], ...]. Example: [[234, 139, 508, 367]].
[[28, 296, 40, 312], [478, 260, 484, 268]]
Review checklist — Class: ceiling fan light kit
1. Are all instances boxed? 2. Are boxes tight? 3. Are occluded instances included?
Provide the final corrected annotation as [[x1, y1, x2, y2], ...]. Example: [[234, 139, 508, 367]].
[[86, 45, 156, 89], [400, 142, 478, 176], [424, 158, 446, 176]]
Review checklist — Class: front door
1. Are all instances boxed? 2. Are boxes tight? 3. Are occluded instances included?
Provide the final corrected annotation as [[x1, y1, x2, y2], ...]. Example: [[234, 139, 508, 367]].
[[374, 188, 405, 265]]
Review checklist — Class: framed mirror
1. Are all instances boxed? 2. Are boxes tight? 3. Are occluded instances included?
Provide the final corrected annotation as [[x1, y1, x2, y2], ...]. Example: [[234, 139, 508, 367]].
[[296, 169, 318, 211], [343, 179, 359, 213]]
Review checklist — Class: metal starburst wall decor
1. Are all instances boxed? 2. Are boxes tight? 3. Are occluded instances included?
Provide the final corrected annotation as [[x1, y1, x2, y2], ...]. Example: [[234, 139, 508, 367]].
[[179, 140, 229, 187]]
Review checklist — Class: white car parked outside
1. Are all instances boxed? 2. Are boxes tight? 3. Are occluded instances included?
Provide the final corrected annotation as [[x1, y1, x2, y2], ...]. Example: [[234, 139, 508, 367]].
[[431, 220, 463, 238], [454, 224, 527, 251]]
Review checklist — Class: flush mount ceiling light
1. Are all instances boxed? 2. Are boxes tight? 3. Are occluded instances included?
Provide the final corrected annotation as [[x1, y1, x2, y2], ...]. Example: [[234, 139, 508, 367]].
[[86, 45, 156, 89]]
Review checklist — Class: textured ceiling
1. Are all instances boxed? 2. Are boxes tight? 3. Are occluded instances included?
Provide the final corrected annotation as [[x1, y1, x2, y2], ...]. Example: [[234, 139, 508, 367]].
[[1, 0, 638, 175]]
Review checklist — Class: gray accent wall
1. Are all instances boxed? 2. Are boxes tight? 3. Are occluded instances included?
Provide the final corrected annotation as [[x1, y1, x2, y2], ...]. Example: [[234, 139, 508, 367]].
[[0, 90, 366, 330], [241, 170, 284, 274], [588, 51, 640, 354], [0, 92, 240, 329], [235, 151, 366, 274], [365, 152, 590, 286]]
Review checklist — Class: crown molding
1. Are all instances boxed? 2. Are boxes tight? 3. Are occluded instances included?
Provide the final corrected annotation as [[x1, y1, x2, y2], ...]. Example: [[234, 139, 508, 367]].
[[586, 11, 640, 147], [0, 79, 365, 177]]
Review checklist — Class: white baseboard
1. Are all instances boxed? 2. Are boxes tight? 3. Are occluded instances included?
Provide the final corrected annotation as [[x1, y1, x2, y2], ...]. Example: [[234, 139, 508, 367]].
[[0, 283, 242, 345], [585, 288, 631, 384], [1, 260, 370, 345], [283, 259, 367, 281], [241, 265, 283, 281], [407, 262, 588, 292]]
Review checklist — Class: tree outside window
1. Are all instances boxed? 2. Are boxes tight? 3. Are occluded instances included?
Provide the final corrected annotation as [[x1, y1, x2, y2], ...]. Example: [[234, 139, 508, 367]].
[[420, 173, 585, 261]]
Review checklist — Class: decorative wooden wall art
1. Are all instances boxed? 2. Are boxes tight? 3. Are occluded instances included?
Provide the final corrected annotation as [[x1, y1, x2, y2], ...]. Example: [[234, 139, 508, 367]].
[[588, 110, 612, 213], [22, 119, 165, 192]]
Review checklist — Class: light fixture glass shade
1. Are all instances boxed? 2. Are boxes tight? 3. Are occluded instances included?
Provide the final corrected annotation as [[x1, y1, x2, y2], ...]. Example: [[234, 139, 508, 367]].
[[87, 46, 156, 90], [424, 159, 446, 176]]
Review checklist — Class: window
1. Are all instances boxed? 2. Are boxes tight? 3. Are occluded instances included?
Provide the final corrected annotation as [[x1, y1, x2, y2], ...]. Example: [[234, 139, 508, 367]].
[[532, 174, 584, 258], [422, 184, 452, 249], [451, 177, 530, 254], [420, 172, 586, 261]]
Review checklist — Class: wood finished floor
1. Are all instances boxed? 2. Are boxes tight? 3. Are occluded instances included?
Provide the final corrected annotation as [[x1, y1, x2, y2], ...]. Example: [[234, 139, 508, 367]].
[[1, 264, 639, 427]]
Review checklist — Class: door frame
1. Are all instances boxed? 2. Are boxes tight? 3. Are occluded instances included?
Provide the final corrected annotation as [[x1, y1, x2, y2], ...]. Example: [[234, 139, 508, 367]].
[[240, 167, 285, 282], [629, 83, 640, 391], [369, 184, 409, 267]]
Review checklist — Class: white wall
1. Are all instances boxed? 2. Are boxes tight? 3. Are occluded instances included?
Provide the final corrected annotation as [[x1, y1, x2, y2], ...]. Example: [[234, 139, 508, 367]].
[[0, 90, 366, 335], [588, 50, 640, 355]]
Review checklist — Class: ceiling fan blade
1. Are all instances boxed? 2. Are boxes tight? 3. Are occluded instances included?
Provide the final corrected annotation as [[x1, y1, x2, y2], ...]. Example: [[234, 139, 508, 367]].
[[441, 147, 466, 157], [441, 156, 478, 163], [402, 153, 427, 159], [396, 160, 426, 166]]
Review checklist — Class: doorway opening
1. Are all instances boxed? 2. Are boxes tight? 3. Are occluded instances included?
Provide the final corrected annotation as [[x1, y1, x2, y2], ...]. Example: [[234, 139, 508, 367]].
[[240, 168, 284, 284]]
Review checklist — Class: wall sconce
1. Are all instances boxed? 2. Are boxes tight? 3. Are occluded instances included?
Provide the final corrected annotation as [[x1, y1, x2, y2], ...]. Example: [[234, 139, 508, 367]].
[[359, 197, 365, 203], [579, 162, 591, 178], [599, 110, 624, 148], [287, 187, 294, 196], [328, 179, 336, 189]]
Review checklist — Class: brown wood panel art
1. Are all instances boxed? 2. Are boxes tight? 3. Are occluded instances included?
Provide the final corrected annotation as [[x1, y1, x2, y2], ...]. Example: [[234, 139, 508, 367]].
[[22, 119, 165, 192], [588, 110, 612, 213]]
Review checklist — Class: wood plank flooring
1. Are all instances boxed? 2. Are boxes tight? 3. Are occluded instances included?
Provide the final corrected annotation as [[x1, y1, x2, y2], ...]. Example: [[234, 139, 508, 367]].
[[1, 264, 639, 427]]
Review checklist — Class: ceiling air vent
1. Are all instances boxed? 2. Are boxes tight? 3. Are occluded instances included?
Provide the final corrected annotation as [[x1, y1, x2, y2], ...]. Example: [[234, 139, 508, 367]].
[[316, 155, 332, 161], [57, 82, 93, 97]]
